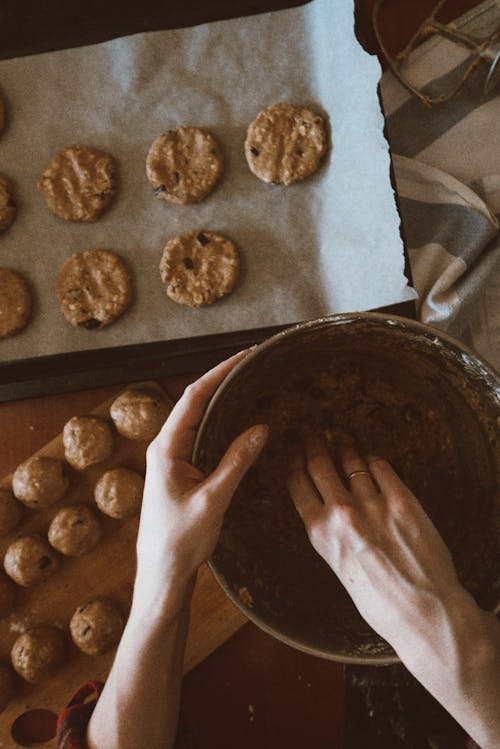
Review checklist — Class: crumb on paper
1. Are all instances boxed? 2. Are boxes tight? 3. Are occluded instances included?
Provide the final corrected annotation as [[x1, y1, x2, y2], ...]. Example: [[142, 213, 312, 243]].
[[238, 586, 254, 608]]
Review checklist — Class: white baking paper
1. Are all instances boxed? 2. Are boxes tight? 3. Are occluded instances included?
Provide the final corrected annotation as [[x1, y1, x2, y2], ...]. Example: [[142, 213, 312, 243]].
[[0, 0, 416, 362]]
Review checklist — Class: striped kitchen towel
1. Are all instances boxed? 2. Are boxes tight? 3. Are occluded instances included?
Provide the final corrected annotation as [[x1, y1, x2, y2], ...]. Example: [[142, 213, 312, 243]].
[[379, 0, 500, 372]]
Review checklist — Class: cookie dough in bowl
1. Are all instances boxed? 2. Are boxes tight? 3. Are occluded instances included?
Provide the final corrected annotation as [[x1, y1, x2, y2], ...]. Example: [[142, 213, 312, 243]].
[[48, 504, 101, 556], [11, 626, 65, 683], [70, 598, 124, 656], [12, 455, 69, 509]]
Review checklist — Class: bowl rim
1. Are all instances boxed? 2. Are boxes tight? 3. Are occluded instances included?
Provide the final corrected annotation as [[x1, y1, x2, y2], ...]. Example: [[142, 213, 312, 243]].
[[193, 311, 500, 665]]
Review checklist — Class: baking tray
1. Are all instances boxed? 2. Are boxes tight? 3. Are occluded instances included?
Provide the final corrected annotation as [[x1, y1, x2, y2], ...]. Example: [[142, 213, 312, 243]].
[[0, 0, 414, 402]]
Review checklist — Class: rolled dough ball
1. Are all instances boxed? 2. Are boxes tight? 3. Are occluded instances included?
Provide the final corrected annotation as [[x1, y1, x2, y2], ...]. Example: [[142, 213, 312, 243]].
[[3, 535, 60, 587], [48, 504, 101, 556], [0, 486, 23, 535], [94, 467, 144, 519], [70, 598, 124, 656], [0, 663, 14, 713], [63, 415, 114, 470], [12, 455, 69, 509], [11, 626, 65, 684], [110, 389, 171, 441], [0, 573, 15, 619]]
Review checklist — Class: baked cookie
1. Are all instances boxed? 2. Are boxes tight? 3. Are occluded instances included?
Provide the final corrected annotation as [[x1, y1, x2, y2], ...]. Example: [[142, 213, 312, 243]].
[[94, 467, 144, 519], [110, 389, 171, 441], [12, 456, 69, 509], [3, 535, 60, 587], [0, 487, 23, 536], [62, 415, 114, 470], [0, 176, 16, 234], [0, 268, 32, 338], [70, 598, 124, 656], [38, 146, 117, 222], [159, 230, 239, 307], [0, 663, 14, 713], [146, 127, 223, 205], [244, 102, 328, 185], [55, 248, 133, 330], [11, 626, 65, 684], [0, 574, 15, 619], [48, 504, 101, 556]]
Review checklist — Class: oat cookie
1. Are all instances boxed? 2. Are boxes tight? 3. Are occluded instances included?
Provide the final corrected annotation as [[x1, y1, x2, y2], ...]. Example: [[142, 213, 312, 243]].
[[159, 230, 239, 307], [70, 598, 124, 656], [11, 626, 65, 684], [110, 389, 172, 441], [48, 504, 101, 557], [0, 269, 32, 338], [62, 415, 114, 470], [0, 176, 16, 233], [38, 146, 117, 221], [146, 127, 223, 205], [55, 248, 132, 330], [3, 534, 60, 587], [12, 456, 69, 509], [245, 102, 328, 185]]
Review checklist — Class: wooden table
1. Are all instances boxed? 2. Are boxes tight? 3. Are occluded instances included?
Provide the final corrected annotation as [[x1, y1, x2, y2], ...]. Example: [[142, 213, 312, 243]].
[[0, 1, 481, 746]]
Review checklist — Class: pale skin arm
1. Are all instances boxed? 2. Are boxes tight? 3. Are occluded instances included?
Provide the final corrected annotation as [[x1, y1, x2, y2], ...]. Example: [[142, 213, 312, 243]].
[[287, 435, 500, 749], [86, 350, 268, 749]]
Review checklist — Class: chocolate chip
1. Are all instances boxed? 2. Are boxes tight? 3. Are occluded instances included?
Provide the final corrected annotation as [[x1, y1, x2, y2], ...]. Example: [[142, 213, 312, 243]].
[[81, 626, 91, 637], [38, 556, 52, 570], [174, 171, 180, 184], [96, 192, 107, 200], [250, 146, 260, 156], [183, 257, 194, 270], [72, 519, 85, 526], [82, 318, 101, 330], [153, 184, 166, 196], [196, 232, 210, 246], [295, 150, 304, 157]]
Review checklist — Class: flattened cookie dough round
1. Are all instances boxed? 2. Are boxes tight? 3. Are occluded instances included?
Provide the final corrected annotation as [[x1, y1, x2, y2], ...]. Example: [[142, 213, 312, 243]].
[[55, 248, 133, 330], [70, 598, 124, 656], [11, 626, 65, 684], [0, 574, 15, 619], [160, 230, 239, 307], [245, 102, 328, 185], [0, 175, 16, 234], [3, 535, 60, 587], [38, 146, 117, 222], [62, 415, 114, 470], [0, 269, 32, 338], [110, 389, 171, 441], [12, 456, 69, 509], [146, 127, 223, 205], [0, 663, 14, 713], [48, 504, 101, 556], [0, 487, 23, 536], [94, 467, 144, 519]]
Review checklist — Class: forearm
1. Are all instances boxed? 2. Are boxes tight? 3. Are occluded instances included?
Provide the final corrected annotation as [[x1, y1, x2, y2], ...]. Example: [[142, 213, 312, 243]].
[[393, 590, 500, 749], [86, 573, 195, 749]]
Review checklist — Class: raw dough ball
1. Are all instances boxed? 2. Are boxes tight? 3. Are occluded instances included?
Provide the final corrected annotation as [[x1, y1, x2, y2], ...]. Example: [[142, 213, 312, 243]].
[[48, 504, 101, 556], [11, 626, 65, 684], [110, 389, 171, 441], [0, 487, 23, 535], [94, 467, 144, 519], [0, 663, 14, 713], [3, 535, 60, 587], [70, 598, 124, 656], [0, 574, 15, 619], [12, 456, 69, 509], [62, 415, 114, 470]]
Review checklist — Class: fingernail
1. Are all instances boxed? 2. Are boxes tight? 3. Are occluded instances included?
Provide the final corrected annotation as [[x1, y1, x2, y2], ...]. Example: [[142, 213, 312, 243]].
[[248, 424, 269, 447]]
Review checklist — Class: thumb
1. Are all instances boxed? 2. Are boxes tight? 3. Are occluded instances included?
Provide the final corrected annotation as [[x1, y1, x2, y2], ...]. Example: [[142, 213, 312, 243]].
[[201, 424, 269, 509]]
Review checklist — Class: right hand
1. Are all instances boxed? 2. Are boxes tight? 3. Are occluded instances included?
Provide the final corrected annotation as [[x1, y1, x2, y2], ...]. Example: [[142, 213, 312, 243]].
[[286, 434, 469, 655]]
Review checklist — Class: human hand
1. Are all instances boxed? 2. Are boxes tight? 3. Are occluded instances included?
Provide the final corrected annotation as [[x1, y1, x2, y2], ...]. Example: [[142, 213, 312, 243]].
[[135, 350, 268, 611], [286, 434, 467, 657]]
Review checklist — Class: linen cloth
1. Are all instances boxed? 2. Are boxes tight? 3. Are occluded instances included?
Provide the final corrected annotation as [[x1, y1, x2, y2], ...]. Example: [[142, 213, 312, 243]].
[[381, 0, 500, 373]]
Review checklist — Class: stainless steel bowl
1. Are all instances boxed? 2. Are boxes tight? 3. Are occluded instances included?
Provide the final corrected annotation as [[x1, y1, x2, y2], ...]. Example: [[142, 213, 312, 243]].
[[193, 313, 500, 664]]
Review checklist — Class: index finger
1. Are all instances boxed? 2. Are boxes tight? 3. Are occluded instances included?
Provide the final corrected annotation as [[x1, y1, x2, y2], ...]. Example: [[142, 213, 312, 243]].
[[157, 348, 252, 462]]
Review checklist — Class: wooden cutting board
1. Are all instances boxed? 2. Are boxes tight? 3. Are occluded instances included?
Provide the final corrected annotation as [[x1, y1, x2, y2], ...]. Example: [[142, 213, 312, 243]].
[[0, 382, 246, 747]]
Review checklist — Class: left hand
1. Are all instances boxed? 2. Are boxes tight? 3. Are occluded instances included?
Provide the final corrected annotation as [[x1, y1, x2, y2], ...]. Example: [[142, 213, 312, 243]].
[[135, 350, 268, 609]]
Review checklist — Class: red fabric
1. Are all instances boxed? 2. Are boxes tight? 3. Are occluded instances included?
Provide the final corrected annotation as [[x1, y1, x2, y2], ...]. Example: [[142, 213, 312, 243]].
[[55, 681, 104, 749]]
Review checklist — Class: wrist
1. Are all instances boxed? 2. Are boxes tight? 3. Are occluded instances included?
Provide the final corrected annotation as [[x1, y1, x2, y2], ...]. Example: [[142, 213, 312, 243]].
[[131, 565, 196, 626]]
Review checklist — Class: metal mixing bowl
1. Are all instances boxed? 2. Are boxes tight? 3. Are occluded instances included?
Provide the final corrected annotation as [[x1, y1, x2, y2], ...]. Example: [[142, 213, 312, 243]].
[[193, 313, 500, 664]]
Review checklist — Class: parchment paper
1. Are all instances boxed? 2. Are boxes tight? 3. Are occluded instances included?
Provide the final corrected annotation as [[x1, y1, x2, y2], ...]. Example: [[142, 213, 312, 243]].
[[0, 0, 416, 362]]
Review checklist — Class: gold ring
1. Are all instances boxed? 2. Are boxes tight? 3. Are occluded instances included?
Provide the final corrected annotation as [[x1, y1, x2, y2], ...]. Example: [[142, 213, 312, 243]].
[[347, 470, 371, 480]]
